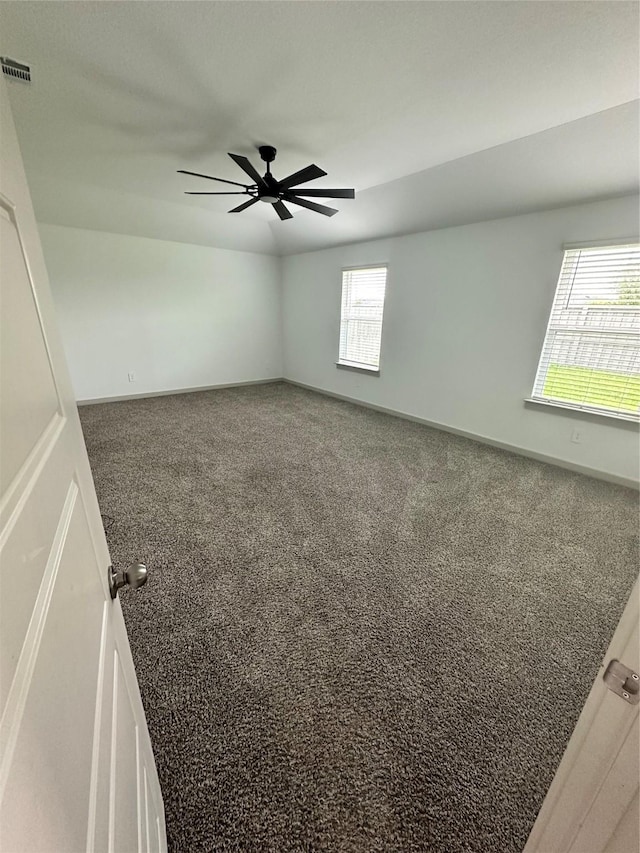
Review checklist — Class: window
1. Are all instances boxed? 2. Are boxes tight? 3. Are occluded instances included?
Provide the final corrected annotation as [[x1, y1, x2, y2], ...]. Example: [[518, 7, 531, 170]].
[[338, 266, 387, 372], [530, 243, 640, 421]]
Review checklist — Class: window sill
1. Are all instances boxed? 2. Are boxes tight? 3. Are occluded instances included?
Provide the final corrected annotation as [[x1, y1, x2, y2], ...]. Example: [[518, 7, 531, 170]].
[[524, 397, 639, 425], [336, 361, 380, 377]]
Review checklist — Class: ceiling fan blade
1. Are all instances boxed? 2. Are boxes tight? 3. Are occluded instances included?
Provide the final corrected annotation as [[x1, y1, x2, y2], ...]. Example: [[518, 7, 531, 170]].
[[272, 200, 293, 221], [228, 153, 267, 187], [177, 169, 249, 189], [229, 198, 260, 213], [185, 192, 249, 195], [278, 164, 327, 190], [283, 194, 338, 217], [287, 188, 355, 199]]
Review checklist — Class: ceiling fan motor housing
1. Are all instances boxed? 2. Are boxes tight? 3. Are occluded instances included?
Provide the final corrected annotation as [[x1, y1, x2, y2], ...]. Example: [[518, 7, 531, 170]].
[[258, 172, 281, 202]]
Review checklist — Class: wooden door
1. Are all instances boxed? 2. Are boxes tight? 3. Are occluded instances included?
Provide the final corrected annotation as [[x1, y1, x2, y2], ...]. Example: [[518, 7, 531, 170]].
[[525, 577, 639, 853], [0, 77, 166, 853]]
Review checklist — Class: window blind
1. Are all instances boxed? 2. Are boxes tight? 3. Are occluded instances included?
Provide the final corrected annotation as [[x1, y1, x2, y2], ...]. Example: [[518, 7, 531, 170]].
[[338, 266, 387, 370], [531, 243, 640, 420]]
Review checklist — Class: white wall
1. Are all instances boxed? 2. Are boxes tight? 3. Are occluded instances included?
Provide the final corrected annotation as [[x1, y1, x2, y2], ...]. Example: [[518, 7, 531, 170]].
[[39, 224, 282, 402], [282, 196, 640, 485]]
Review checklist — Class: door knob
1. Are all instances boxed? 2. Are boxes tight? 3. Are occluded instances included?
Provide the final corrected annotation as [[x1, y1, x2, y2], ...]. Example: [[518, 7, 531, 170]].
[[109, 562, 148, 600]]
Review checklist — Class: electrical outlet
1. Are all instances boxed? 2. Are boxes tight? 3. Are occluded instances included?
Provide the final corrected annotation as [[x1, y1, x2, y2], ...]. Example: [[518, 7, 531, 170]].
[[128, 372, 136, 383], [570, 429, 582, 444]]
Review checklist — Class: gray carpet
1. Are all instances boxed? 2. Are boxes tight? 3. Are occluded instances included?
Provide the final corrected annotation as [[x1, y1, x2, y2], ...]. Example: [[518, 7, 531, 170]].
[[79, 382, 638, 853]]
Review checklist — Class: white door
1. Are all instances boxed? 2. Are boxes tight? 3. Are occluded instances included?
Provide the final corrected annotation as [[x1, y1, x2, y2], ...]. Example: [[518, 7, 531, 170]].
[[525, 577, 639, 853], [0, 78, 166, 853]]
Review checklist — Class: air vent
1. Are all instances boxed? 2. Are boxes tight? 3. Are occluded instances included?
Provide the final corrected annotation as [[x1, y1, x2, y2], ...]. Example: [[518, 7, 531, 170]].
[[1, 57, 31, 83]]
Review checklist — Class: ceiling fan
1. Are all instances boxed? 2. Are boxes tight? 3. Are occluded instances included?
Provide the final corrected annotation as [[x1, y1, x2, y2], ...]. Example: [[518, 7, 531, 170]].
[[178, 145, 355, 220]]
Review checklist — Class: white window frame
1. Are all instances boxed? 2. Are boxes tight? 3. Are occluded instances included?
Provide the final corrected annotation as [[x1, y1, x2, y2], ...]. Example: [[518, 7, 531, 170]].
[[528, 241, 640, 423], [336, 264, 387, 375]]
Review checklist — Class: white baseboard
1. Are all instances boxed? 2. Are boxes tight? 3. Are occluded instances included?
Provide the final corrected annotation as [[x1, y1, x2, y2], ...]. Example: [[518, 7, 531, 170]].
[[283, 378, 639, 491], [76, 377, 283, 406]]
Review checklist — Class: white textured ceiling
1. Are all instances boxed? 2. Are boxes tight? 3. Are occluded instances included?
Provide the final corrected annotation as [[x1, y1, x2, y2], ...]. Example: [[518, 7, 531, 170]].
[[0, 0, 638, 256]]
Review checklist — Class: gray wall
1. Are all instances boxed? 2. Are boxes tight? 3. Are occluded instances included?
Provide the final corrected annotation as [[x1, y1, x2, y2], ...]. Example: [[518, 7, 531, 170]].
[[281, 196, 639, 484], [40, 224, 282, 402]]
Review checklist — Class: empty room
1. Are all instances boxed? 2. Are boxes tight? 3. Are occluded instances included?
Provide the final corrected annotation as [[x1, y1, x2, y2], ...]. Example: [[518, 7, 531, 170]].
[[0, 2, 639, 852]]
